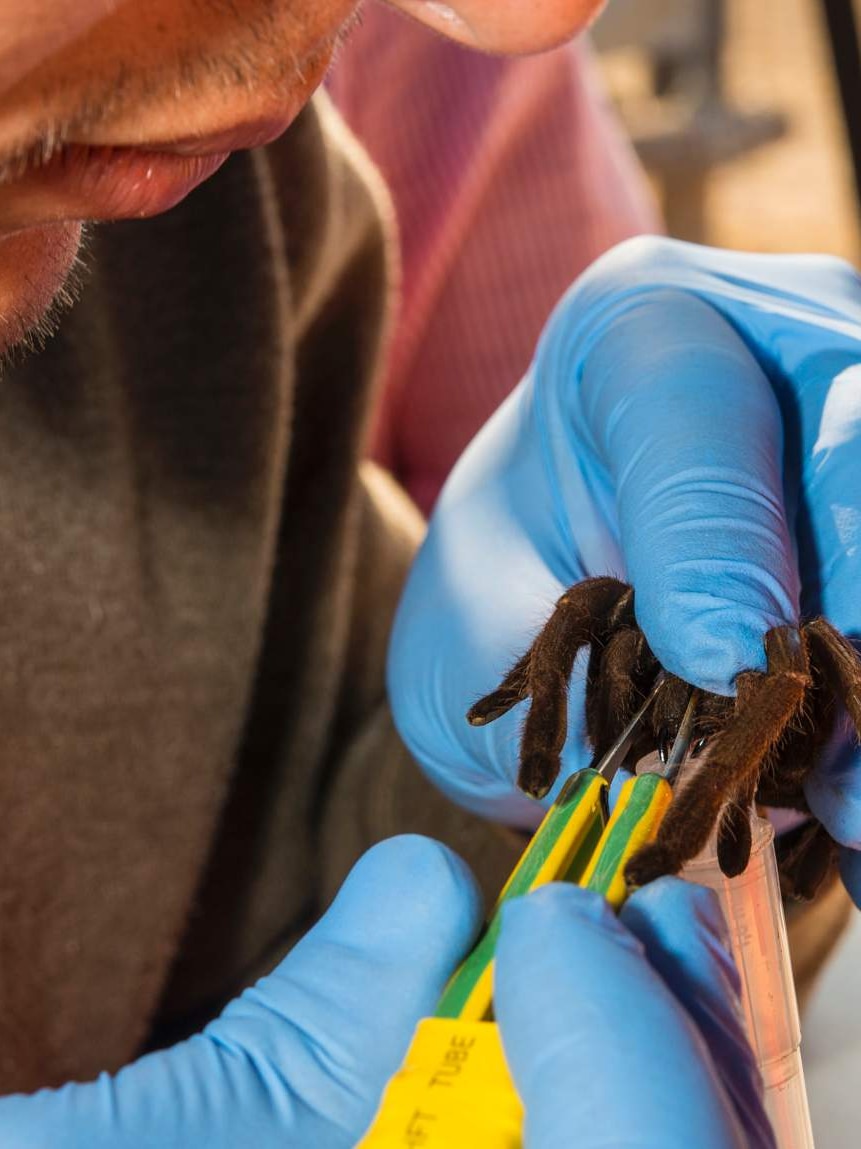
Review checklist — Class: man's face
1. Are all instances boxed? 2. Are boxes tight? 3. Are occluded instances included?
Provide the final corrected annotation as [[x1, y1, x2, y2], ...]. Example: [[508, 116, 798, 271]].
[[0, 0, 602, 358]]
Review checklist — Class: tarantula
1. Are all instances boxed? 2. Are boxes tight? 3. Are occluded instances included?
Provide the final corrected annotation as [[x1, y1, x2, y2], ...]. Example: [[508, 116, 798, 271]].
[[467, 577, 861, 900]]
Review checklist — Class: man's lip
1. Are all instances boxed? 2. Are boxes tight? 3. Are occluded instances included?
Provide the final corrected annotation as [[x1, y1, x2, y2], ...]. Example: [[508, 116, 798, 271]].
[[21, 146, 229, 223], [1, 113, 299, 230], [134, 117, 294, 157]]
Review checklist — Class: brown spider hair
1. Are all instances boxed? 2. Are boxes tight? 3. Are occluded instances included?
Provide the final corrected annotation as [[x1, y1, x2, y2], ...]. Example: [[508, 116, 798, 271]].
[[467, 577, 861, 900]]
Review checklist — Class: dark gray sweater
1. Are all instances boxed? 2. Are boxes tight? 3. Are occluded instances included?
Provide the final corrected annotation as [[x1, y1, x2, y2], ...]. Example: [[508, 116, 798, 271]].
[[0, 94, 519, 1091]]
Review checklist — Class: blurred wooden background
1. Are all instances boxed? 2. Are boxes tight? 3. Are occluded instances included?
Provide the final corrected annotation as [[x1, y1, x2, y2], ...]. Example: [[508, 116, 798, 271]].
[[595, 0, 861, 260]]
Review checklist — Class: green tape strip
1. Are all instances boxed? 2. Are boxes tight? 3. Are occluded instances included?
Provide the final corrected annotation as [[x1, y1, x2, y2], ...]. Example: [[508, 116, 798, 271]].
[[436, 771, 606, 1019], [584, 773, 665, 901]]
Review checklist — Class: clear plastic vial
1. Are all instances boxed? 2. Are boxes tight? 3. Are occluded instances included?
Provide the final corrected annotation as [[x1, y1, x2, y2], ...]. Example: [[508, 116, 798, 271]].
[[683, 816, 815, 1149]]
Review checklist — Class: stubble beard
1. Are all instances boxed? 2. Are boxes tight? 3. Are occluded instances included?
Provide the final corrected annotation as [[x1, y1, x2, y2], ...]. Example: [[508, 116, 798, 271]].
[[0, 3, 360, 370], [0, 221, 88, 373]]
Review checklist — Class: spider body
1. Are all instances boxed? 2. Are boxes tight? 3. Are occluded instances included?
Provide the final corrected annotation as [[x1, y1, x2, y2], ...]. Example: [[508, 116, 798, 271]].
[[467, 577, 861, 900]]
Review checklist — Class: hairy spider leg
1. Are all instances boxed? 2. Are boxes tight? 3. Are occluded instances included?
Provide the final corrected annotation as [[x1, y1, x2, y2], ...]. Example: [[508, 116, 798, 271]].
[[625, 625, 810, 888], [466, 577, 631, 798], [516, 579, 633, 798]]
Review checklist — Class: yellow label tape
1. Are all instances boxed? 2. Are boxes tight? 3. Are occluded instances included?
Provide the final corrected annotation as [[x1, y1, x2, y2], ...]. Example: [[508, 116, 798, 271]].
[[357, 1018, 523, 1148]]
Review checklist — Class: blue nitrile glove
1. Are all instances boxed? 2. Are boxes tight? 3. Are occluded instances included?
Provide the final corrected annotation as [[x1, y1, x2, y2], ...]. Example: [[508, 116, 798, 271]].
[[0, 836, 482, 1149], [389, 236, 861, 902], [495, 878, 775, 1149]]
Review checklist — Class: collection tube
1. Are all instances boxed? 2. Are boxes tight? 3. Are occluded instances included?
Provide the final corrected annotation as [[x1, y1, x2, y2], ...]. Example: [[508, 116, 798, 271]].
[[683, 816, 815, 1149]]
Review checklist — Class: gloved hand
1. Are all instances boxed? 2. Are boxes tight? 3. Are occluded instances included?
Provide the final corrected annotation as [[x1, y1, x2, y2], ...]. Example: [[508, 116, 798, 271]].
[[0, 836, 482, 1149], [495, 877, 775, 1149], [389, 236, 861, 901]]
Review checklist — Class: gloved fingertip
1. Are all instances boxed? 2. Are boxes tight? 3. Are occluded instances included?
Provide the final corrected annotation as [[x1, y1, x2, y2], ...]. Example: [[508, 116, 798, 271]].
[[620, 878, 772, 1148], [331, 835, 484, 960], [637, 586, 793, 696], [623, 877, 730, 952], [494, 874, 751, 1149], [500, 883, 636, 954], [621, 878, 741, 1000]]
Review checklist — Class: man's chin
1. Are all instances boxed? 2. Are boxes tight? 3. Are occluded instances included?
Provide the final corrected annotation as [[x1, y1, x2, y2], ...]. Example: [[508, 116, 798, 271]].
[[0, 222, 85, 365]]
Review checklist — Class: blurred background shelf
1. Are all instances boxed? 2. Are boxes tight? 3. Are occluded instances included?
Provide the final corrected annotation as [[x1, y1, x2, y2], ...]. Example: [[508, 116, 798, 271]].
[[593, 0, 861, 258]]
